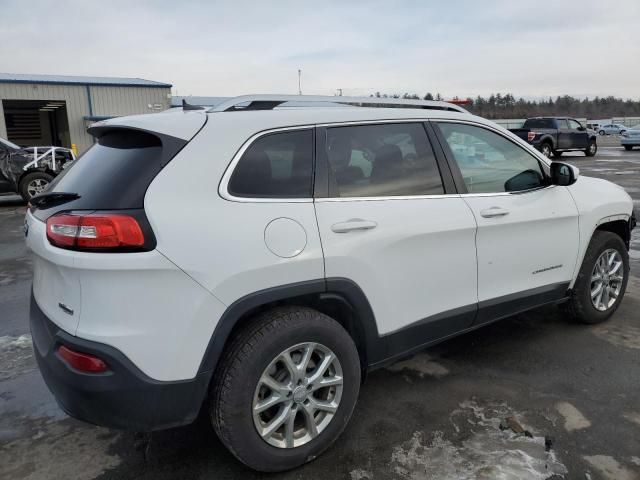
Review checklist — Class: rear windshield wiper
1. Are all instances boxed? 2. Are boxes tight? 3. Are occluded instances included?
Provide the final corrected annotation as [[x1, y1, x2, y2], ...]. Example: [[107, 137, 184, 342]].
[[29, 192, 80, 209]]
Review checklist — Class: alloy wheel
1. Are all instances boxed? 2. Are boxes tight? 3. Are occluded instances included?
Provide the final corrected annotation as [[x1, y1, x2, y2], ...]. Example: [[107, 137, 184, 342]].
[[27, 178, 49, 197], [590, 248, 624, 311], [252, 342, 343, 449]]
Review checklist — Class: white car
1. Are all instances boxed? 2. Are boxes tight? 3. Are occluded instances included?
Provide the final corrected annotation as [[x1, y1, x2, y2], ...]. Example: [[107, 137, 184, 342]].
[[599, 123, 628, 135], [621, 126, 640, 150], [26, 95, 635, 472]]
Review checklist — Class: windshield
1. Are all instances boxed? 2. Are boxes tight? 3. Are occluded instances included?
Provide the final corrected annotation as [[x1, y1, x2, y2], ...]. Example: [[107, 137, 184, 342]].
[[0, 137, 21, 150]]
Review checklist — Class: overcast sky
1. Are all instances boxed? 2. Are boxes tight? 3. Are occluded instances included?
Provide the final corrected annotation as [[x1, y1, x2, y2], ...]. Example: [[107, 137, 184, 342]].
[[1, 0, 639, 99]]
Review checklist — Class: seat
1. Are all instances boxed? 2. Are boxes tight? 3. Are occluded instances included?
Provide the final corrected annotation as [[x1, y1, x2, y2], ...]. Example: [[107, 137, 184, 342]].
[[370, 144, 404, 184]]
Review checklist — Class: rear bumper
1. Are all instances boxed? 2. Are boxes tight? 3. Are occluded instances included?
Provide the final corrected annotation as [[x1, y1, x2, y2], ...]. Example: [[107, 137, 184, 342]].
[[30, 291, 210, 431]]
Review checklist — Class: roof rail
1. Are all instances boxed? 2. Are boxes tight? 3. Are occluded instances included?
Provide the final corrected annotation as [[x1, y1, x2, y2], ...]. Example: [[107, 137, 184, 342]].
[[208, 95, 469, 113]]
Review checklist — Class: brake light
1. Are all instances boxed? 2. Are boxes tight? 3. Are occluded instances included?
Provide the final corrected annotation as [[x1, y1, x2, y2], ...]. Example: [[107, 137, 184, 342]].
[[527, 132, 536, 142], [58, 345, 108, 373], [46, 213, 145, 250]]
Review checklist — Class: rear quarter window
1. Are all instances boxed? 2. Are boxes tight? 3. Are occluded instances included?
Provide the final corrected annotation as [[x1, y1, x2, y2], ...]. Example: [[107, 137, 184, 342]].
[[227, 129, 313, 198]]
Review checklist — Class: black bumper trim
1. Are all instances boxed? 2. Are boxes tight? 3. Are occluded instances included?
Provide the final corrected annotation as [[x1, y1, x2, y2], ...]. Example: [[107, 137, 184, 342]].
[[30, 292, 209, 431]]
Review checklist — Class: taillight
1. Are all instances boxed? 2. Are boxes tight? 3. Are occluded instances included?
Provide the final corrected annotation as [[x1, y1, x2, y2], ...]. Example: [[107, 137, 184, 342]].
[[527, 132, 536, 142], [46, 213, 145, 251], [57, 345, 108, 373]]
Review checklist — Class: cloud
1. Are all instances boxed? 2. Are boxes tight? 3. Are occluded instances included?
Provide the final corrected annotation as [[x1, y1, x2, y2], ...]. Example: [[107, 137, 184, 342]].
[[1, 0, 638, 98]]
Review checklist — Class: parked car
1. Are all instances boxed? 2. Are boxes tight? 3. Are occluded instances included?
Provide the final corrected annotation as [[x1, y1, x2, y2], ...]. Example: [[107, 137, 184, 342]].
[[586, 122, 601, 132], [599, 123, 628, 135], [0, 137, 75, 200], [26, 96, 635, 472], [509, 117, 597, 158], [621, 126, 640, 150]]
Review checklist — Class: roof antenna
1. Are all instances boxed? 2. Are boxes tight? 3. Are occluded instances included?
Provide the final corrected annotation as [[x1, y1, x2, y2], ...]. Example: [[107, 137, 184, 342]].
[[182, 99, 205, 111]]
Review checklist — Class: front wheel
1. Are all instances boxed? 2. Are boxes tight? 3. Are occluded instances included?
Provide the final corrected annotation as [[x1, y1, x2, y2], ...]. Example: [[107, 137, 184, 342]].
[[18, 172, 54, 201], [211, 306, 361, 472], [585, 140, 598, 157], [564, 231, 629, 324], [624, 145, 633, 151], [540, 143, 553, 158], [599, 130, 606, 136]]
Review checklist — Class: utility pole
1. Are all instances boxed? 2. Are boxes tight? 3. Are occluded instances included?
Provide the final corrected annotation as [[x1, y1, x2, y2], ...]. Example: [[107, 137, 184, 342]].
[[298, 69, 302, 95], [336, 88, 343, 96]]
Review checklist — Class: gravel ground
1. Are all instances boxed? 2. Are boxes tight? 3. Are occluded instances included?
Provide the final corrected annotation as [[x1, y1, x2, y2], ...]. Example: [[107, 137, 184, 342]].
[[1, 146, 639, 480]]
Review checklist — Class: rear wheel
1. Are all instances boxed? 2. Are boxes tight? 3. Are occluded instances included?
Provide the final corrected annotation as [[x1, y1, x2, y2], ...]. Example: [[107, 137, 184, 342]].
[[540, 142, 553, 158], [564, 231, 629, 324], [624, 145, 633, 151], [211, 306, 361, 472], [585, 139, 598, 156], [18, 172, 54, 201]]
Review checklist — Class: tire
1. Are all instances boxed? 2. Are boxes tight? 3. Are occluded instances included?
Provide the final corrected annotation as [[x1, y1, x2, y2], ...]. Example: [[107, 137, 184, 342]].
[[540, 142, 553, 158], [599, 130, 605, 136], [18, 172, 54, 201], [620, 130, 626, 135], [211, 306, 361, 472], [624, 145, 633, 151], [585, 139, 598, 157], [564, 231, 629, 324]]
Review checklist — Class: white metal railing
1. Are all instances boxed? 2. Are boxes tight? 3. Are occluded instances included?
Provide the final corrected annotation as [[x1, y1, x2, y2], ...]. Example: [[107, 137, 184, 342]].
[[208, 94, 469, 114], [22, 146, 76, 173]]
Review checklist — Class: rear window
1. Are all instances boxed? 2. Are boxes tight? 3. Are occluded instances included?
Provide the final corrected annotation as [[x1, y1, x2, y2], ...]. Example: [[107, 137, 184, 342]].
[[228, 129, 313, 198], [523, 119, 554, 129], [47, 130, 164, 210]]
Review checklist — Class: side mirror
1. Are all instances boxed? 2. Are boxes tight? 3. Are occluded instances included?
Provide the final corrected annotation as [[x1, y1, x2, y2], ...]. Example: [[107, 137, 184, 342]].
[[577, 126, 585, 131], [550, 162, 579, 186]]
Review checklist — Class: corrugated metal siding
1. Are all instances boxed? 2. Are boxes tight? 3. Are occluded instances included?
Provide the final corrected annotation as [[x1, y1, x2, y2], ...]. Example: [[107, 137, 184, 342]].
[[0, 83, 171, 153], [90, 86, 170, 117]]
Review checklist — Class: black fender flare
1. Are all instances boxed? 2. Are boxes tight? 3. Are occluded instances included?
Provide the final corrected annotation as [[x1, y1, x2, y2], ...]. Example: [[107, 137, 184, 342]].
[[196, 278, 381, 376]]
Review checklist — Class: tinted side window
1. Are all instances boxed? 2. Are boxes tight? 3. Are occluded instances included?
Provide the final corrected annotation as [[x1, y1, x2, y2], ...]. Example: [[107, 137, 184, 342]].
[[557, 119, 569, 129], [228, 129, 313, 198], [436, 122, 546, 194], [568, 119, 582, 130], [325, 123, 444, 197], [524, 119, 554, 129]]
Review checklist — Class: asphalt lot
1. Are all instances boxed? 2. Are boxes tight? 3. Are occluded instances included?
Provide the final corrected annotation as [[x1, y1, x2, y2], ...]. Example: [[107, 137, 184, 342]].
[[1, 145, 640, 480]]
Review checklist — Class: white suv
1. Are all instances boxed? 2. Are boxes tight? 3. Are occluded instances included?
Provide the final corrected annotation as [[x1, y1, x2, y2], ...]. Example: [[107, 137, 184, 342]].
[[27, 95, 635, 472]]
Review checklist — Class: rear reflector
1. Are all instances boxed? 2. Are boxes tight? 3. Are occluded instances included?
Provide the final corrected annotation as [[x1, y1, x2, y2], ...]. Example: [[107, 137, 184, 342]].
[[57, 345, 108, 373], [47, 213, 145, 250], [527, 131, 536, 142]]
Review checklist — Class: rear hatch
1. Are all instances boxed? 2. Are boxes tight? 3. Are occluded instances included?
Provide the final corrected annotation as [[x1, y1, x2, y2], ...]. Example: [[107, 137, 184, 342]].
[[26, 111, 206, 334]]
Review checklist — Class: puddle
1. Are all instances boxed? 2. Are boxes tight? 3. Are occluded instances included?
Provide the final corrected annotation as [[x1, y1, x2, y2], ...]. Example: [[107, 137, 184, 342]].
[[390, 400, 567, 479]]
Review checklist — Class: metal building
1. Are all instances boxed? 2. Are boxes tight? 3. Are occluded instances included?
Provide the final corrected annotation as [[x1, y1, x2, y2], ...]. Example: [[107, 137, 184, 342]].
[[0, 73, 172, 154]]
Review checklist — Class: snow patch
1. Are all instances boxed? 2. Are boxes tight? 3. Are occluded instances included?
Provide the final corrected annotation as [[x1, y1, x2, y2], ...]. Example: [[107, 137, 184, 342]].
[[349, 468, 373, 480], [591, 323, 640, 350], [584, 455, 639, 480], [391, 400, 567, 479], [555, 402, 591, 432], [386, 353, 449, 378]]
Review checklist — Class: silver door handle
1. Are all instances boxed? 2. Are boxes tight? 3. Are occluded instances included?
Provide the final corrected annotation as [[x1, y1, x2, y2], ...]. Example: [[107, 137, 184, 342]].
[[331, 219, 378, 233], [480, 207, 510, 218]]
